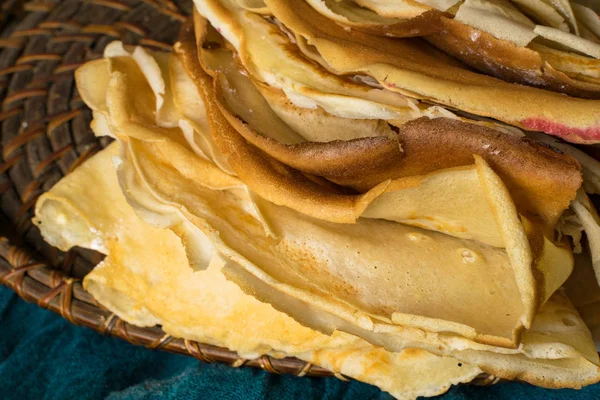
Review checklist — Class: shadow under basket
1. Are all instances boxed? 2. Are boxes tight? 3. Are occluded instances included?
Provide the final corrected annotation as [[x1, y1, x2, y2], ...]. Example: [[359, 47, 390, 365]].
[[0, 0, 499, 387]]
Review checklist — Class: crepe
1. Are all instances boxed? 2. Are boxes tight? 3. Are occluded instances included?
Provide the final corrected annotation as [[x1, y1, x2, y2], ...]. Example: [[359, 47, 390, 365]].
[[33, 143, 483, 400], [111, 129, 599, 388], [34, 134, 600, 391], [190, 10, 582, 230], [354, 0, 445, 18], [223, 0, 600, 143], [347, 0, 600, 99], [302, 0, 445, 37], [426, 17, 600, 99], [61, 40, 600, 389], [80, 31, 590, 349], [570, 191, 600, 284], [199, 29, 406, 190]]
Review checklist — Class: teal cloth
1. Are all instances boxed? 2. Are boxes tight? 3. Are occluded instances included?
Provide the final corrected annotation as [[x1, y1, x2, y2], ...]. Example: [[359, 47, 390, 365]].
[[1, 286, 599, 400]]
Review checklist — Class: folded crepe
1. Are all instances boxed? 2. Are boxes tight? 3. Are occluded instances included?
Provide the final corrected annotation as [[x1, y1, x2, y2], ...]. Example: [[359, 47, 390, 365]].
[[33, 124, 600, 392], [109, 131, 599, 388], [307, 0, 600, 100], [60, 41, 600, 390], [198, 0, 600, 143], [303, 0, 446, 37], [184, 11, 583, 232], [97, 35, 579, 341], [34, 143, 484, 400]]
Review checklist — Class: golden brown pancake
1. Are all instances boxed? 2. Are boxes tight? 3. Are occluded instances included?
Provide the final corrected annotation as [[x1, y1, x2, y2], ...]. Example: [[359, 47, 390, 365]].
[[36, 133, 599, 389], [254, 0, 600, 143], [82, 36, 581, 351], [426, 17, 600, 99], [347, 0, 600, 98], [33, 143, 484, 400], [191, 11, 583, 231]]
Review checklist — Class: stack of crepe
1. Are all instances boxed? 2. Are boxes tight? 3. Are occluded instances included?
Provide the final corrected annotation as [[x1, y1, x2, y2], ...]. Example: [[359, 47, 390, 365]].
[[32, 0, 600, 398]]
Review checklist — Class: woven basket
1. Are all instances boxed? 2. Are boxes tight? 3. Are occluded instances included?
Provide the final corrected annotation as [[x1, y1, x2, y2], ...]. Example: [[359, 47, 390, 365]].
[[0, 0, 499, 387]]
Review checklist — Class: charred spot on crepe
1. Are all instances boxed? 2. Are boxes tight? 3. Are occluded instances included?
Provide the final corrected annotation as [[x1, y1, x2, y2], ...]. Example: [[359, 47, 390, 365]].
[[536, 140, 565, 155]]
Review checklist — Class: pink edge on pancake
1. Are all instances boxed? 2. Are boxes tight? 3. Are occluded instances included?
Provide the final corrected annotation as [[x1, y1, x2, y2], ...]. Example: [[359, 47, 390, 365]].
[[521, 118, 600, 144]]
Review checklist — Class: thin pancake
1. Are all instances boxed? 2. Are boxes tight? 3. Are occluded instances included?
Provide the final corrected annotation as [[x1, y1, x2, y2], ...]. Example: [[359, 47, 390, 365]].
[[355, 0, 600, 98], [79, 32, 573, 350], [34, 143, 482, 400], [193, 0, 428, 122], [426, 17, 600, 99], [197, 32, 405, 190], [169, 27, 570, 342], [192, 10, 582, 229], [258, 0, 600, 143], [62, 45, 600, 388], [110, 137, 599, 387]]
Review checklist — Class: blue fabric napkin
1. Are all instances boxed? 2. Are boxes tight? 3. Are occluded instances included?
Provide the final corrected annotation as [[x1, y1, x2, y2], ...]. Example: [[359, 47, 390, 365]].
[[1, 285, 599, 400]]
